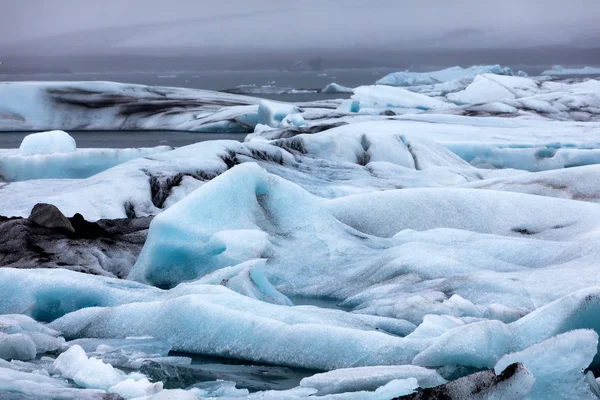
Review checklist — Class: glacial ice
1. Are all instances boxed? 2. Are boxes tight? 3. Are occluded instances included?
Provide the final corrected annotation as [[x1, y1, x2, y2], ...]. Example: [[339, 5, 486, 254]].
[[322, 83, 354, 93], [447, 74, 539, 104], [299, 365, 446, 395], [53, 345, 162, 397], [375, 65, 515, 87], [339, 85, 450, 113], [3, 73, 600, 398], [0, 81, 262, 132], [0, 366, 106, 399], [494, 330, 599, 400], [197, 259, 293, 306], [0, 314, 64, 360], [257, 100, 302, 128], [1, 145, 172, 181], [542, 65, 600, 76], [19, 130, 76, 156]]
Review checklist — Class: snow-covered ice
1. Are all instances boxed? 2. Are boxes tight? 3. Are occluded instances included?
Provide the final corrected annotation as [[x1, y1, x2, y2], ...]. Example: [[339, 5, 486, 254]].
[[376, 65, 515, 87]]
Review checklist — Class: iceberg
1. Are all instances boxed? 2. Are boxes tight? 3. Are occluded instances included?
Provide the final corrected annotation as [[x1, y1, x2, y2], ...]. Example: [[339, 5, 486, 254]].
[[542, 65, 600, 76], [0, 81, 263, 132], [299, 365, 446, 395], [19, 130, 76, 156], [1, 144, 171, 181], [495, 330, 599, 400], [322, 83, 354, 94], [447, 74, 540, 105], [376, 65, 514, 87], [50, 293, 425, 370], [257, 100, 302, 128], [339, 85, 450, 114]]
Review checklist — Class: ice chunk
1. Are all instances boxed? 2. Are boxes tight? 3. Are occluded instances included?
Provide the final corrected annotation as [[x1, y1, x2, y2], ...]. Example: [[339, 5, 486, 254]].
[[0, 366, 106, 399], [279, 113, 306, 128], [413, 320, 513, 368], [447, 74, 539, 105], [53, 345, 125, 389], [339, 85, 449, 113], [322, 83, 354, 93], [197, 259, 293, 306], [376, 65, 514, 87], [109, 378, 163, 398], [299, 365, 445, 395], [0, 333, 36, 361], [19, 130, 76, 156], [257, 100, 301, 128], [495, 330, 598, 400], [188, 381, 249, 398], [50, 292, 426, 370], [372, 378, 418, 398], [146, 389, 199, 400], [0, 314, 65, 357]]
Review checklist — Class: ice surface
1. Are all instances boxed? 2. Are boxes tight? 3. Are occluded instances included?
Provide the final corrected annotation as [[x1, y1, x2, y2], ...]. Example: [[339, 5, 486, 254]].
[[5, 75, 600, 398], [3, 116, 600, 220], [0, 333, 37, 361], [197, 259, 293, 306], [542, 65, 600, 75], [0, 315, 64, 360], [299, 365, 445, 395], [1, 145, 172, 181], [50, 293, 425, 370], [322, 83, 354, 93], [53, 345, 127, 389], [339, 85, 450, 114], [376, 65, 514, 87], [0, 366, 106, 399], [257, 100, 301, 128], [0, 81, 262, 132], [447, 74, 539, 105], [495, 330, 598, 400], [53, 345, 162, 397], [19, 130, 76, 156]]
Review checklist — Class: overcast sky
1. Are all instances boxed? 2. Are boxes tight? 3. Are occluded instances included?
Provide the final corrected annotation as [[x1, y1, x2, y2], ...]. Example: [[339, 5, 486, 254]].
[[2, 0, 599, 53]]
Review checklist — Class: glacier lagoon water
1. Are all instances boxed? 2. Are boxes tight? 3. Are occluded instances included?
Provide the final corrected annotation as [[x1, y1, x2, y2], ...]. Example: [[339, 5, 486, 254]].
[[0, 131, 248, 148]]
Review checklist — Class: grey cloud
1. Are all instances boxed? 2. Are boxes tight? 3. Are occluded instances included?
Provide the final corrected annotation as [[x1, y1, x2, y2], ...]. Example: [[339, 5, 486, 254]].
[[1, 0, 599, 53]]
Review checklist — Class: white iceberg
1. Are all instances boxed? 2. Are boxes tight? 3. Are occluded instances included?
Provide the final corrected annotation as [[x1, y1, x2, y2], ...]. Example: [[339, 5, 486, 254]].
[[339, 85, 450, 114], [19, 130, 76, 156], [322, 83, 354, 94], [376, 65, 514, 87], [447, 74, 540, 105], [542, 65, 600, 76], [257, 100, 302, 128]]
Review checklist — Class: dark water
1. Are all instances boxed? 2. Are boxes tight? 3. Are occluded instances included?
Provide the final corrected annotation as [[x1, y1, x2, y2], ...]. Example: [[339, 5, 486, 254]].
[[145, 352, 321, 392], [0, 131, 248, 149]]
